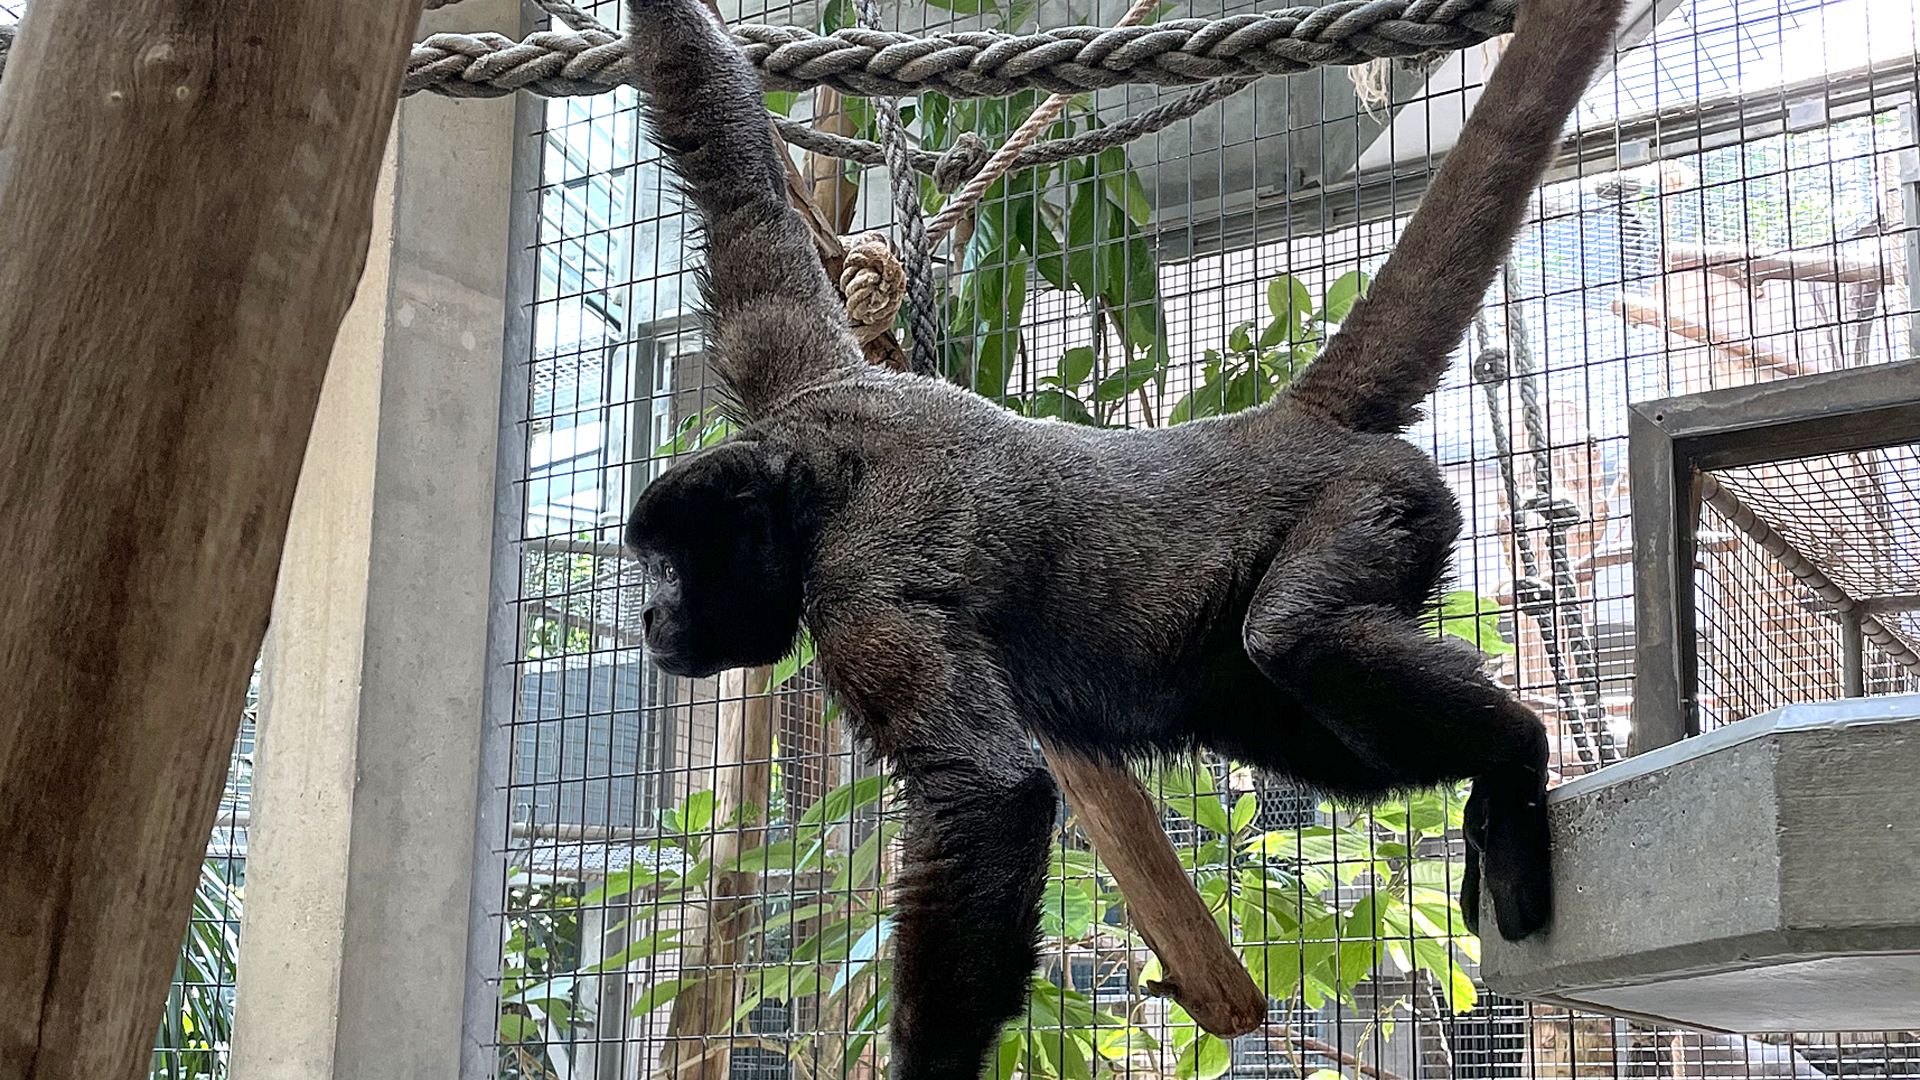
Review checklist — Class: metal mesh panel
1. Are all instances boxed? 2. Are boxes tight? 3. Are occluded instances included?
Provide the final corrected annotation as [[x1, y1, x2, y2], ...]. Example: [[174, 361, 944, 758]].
[[150, 667, 254, 1080], [1697, 444, 1920, 727], [487, 0, 1920, 1077]]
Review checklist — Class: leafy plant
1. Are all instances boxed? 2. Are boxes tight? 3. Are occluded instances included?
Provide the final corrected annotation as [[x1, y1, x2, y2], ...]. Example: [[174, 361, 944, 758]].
[[499, 871, 587, 1080], [151, 862, 241, 1080], [1168, 270, 1369, 424]]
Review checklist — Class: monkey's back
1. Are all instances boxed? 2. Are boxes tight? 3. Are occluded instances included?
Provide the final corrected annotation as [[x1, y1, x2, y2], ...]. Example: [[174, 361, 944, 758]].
[[760, 370, 1458, 751]]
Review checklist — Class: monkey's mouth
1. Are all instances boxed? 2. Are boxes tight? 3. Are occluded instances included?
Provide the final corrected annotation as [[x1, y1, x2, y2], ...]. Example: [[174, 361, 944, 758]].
[[646, 644, 721, 680]]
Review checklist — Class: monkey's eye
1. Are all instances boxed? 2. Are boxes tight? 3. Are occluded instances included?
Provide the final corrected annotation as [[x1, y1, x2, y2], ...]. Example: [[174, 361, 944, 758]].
[[659, 560, 679, 586]]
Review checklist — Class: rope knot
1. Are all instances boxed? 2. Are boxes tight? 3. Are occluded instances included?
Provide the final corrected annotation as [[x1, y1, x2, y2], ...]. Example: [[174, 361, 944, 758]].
[[1522, 492, 1582, 527], [932, 132, 992, 193], [839, 232, 908, 344], [1513, 575, 1554, 614], [1471, 346, 1509, 384]]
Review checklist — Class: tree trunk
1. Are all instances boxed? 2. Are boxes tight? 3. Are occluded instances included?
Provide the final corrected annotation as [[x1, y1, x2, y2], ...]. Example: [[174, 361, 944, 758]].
[[660, 667, 776, 1080], [0, 1, 422, 1077]]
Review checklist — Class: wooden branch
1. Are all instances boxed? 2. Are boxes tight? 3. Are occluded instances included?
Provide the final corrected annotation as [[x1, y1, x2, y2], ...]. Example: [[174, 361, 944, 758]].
[[1667, 242, 1894, 286], [661, 667, 776, 1080], [0, 0, 422, 1076], [1041, 738, 1268, 1038], [1261, 1024, 1411, 1080], [1612, 295, 1807, 376]]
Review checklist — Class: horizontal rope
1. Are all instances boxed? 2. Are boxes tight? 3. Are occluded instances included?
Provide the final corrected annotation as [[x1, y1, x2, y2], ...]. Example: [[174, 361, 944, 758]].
[[400, 0, 1515, 100], [1, 0, 1511, 102], [776, 74, 1253, 187]]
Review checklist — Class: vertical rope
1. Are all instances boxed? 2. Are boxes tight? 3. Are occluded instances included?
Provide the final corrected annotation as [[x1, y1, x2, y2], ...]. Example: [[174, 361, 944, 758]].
[[850, 0, 941, 377]]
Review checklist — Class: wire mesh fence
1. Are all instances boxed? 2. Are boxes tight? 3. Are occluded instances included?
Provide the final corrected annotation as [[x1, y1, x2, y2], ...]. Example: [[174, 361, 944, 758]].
[[149, 667, 254, 1080], [489, 1, 1920, 1079], [1698, 443, 1920, 728]]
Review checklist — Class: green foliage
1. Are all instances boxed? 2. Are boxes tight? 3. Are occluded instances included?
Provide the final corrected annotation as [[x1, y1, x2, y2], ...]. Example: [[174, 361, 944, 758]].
[[151, 862, 241, 1080], [658, 408, 737, 455], [1426, 589, 1516, 656], [1169, 270, 1369, 425], [499, 871, 586, 1080]]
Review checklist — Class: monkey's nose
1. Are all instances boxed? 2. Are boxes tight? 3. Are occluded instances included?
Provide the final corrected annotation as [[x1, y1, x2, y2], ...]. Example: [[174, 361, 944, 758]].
[[641, 604, 657, 633]]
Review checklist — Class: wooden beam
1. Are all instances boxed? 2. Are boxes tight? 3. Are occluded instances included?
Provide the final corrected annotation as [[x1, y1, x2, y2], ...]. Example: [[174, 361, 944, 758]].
[[0, 1, 422, 1077], [1042, 739, 1269, 1038]]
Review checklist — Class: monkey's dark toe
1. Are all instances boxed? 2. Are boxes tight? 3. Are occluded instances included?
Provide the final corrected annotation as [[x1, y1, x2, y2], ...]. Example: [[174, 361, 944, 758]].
[[1462, 774, 1552, 941]]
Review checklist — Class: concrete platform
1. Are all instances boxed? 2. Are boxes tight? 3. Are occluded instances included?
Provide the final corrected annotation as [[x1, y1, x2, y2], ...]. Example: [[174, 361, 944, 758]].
[[1480, 695, 1920, 1033]]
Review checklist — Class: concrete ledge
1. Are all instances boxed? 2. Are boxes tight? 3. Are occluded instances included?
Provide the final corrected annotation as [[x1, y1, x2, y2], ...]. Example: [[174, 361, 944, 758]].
[[1481, 694, 1920, 1033]]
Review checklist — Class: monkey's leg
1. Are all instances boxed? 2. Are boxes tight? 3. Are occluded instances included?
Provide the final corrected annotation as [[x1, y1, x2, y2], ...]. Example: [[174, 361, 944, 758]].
[[851, 663, 1056, 1080], [1240, 506, 1551, 942]]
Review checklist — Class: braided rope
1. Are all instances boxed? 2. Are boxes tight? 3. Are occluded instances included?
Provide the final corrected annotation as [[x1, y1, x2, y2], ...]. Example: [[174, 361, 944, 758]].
[[2, 0, 1514, 101], [774, 74, 1251, 186], [398, 0, 1515, 100], [848, 0, 941, 376]]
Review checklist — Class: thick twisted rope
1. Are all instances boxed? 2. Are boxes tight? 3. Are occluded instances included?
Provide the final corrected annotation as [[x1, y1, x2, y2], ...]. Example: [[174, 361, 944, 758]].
[[3, 1, 1514, 101], [849, 0, 941, 375], [398, 0, 1516, 100], [926, 0, 1164, 242]]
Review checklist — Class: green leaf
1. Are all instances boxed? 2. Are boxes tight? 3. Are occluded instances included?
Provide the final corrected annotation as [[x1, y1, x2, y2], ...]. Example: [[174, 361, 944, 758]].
[[1228, 322, 1254, 354], [679, 790, 716, 836], [1010, 195, 1066, 290], [799, 774, 889, 828], [994, 1028, 1027, 1080], [1040, 876, 1097, 940], [833, 819, 904, 892], [923, 0, 999, 13], [1062, 182, 1102, 298], [583, 865, 656, 906], [1098, 147, 1153, 226], [499, 1012, 541, 1043], [1030, 389, 1095, 425], [1229, 792, 1258, 834], [1093, 355, 1163, 402], [1059, 347, 1097, 390], [628, 977, 690, 1017], [1266, 274, 1313, 339], [1223, 366, 1266, 413], [583, 929, 681, 973], [1321, 269, 1372, 324], [1175, 1034, 1232, 1080], [1425, 589, 1514, 655], [762, 91, 800, 116], [718, 831, 825, 874], [767, 633, 816, 691], [1248, 942, 1304, 1001], [1094, 1023, 1159, 1061]]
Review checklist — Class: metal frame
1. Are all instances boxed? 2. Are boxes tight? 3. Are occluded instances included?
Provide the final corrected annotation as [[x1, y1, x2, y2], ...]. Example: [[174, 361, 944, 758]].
[[1628, 359, 1920, 753]]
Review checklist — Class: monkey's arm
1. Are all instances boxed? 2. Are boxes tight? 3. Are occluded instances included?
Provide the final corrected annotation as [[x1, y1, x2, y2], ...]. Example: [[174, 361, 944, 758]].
[[625, 0, 863, 416], [1291, 0, 1625, 433], [827, 625, 1055, 1080]]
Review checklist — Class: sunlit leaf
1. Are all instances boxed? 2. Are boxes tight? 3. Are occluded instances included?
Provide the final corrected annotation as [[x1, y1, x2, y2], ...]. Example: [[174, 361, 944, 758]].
[[628, 977, 689, 1017], [798, 773, 890, 828], [1321, 269, 1372, 324]]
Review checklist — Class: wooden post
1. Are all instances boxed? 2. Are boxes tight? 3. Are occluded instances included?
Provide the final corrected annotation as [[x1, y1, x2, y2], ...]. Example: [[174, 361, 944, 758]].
[[1041, 740, 1268, 1037], [662, 667, 776, 1080], [0, 2, 422, 1077]]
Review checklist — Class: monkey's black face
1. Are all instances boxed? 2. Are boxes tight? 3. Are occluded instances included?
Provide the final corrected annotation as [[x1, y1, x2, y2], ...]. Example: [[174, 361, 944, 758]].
[[624, 440, 808, 679]]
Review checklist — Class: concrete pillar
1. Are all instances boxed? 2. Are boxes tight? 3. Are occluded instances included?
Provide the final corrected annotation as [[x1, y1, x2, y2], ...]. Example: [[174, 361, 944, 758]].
[[230, 2, 521, 1076]]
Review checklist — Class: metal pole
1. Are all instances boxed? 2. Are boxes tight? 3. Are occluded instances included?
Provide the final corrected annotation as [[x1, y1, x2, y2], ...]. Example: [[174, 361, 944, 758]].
[[1840, 607, 1866, 698]]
